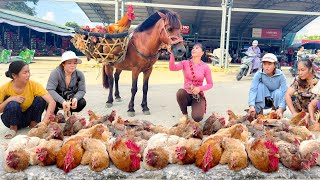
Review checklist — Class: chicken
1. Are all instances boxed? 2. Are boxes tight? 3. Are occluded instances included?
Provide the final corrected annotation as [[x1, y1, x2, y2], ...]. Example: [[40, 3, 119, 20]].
[[275, 140, 303, 171], [203, 112, 227, 135], [143, 147, 169, 170], [273, 131, 301, 145], [56, 136, 85, 173], [74, 124, 111, 143], [124, 119, 154, 131], [195, 135, 224, 172], [28, 114, 57, 137], [267, 110, 280, 119], [174, 138, 202, 165], [299, 139, 320, 170], [227, 109, 240, 122], [124, 128, 154, 155], [81, 138, 109, 172], [306, 117, 320, 132], [30, 139, 63, 166], [142, 133, 188, 170], [88, 109, 106, 122], [63, 115, 78, 136], [214, 124, 250, 144], [107, 137, 141, 172], [71, 117, 87, 135], [106, 5, 135, 34], [3, 135, 42, 172], [246, 137, 279, 173], [219, 137, 248, 171], [55, 112, 66, 123], [263, 118, 291, 132], [290, 111, 307, 125], [42, 122, 64, 140], [288, 125, 315, 141], [150, 119, 203, 139], [3, 149, 30, 172]]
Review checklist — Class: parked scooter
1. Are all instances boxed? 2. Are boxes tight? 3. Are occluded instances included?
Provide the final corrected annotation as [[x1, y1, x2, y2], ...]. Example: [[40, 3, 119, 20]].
[[236, 51, 259, 81]]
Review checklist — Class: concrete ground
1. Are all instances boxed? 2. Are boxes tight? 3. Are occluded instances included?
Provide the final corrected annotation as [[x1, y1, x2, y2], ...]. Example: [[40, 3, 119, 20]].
[[1, 57, 319, 179]]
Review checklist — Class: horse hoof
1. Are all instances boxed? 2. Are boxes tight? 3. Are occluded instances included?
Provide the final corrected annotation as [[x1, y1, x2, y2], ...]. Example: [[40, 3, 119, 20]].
[[115, 98, 122, 102], [128, 111, 135, 117], [143, 110, 151, 115], [106, 103, 113, 108]]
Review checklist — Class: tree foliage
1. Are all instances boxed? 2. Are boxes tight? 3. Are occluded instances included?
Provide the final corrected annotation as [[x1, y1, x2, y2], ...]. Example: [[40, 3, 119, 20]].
[[6, 0, 39, 16], [65, 22, 80, 29]]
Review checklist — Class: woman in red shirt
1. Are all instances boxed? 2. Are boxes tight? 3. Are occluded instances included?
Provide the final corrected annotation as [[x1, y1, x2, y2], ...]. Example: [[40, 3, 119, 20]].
[[169, 43, 213, 122]]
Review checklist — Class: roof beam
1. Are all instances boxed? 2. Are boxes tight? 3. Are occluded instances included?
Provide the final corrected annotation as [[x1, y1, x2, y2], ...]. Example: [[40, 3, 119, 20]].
[[193, 0, 209, 33], [236, 0, 320, 35], [88, 3, 110, 24], [282, 5, 320, 36], [143, 0, 154, 16]]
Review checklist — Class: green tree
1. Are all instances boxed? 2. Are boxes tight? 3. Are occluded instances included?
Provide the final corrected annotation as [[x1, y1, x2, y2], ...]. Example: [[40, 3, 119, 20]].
[[65, 22, 80, 29], [6, 0, 39, 16]]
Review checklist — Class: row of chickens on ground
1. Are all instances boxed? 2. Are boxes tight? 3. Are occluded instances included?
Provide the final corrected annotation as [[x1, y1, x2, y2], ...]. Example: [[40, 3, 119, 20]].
[[3, 109, 320, 174], [72, 5, 135, 61]]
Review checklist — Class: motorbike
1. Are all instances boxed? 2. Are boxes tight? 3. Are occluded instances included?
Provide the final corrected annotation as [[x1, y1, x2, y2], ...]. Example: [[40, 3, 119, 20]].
[[236, 51, 259, 81]]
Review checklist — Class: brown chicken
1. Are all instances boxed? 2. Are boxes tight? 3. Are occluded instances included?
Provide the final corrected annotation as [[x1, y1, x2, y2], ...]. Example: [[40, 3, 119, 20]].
[[63, 115, 78, 136], [299, 139, 320, 170], [275, 140, 303, 171], [203, 112, 227, 135], [195, 135, 224, 172], [219, 137, 248, 171], [215, 124, 250, 144], [4, 149, 30, 172], [106, 5, 135, 34], [81, 138, 109, 172], [290, 111, 307, 125], [74, 124, 111, 143], [174, 138, 202, 165], [151, 119, 203, 139], [288, 125, 315, 141], [3, 135, 42, 172], [246, 137, 280, 173], [227, 109, 241, 122], [107, 137, 141, 172], [42, 122, 64, 140], [56, 136, 85, 173], [30, 139, 63, 166], [143, 147, 169, 170], [28, 114, 57, 138], [72, 117, 87, 135], [306, 117, 320, 132]]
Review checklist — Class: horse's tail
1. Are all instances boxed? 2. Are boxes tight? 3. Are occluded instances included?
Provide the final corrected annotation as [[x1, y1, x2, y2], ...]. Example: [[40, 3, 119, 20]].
[[102, 64, 109, 89]]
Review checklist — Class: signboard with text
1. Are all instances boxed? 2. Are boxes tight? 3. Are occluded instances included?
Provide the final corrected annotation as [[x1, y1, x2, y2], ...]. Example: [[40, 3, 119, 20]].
[[181, 25, 191, 35], [252, 28, 282, 39]]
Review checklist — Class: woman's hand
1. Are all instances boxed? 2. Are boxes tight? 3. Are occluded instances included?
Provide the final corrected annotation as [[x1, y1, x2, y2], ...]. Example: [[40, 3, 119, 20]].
[[71, 98, 78, 109], [249, 106, 256, 117], [62, 101, 71, 111], [276, 108, 284, 118], [191, 87, 201, 95], [9, 96, 25, 104]]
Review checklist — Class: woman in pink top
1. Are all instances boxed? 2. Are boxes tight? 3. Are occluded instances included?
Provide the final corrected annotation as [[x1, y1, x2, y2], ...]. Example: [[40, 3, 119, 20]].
[[169, 43, 213, 121]]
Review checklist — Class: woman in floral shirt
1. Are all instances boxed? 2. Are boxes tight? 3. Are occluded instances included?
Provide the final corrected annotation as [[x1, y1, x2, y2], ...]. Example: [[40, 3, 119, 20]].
[[285, 57, 319, 116]]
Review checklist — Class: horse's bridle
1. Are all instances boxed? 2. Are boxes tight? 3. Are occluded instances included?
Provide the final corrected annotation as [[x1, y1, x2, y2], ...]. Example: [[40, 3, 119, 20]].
[[130, 12, 182, 60]]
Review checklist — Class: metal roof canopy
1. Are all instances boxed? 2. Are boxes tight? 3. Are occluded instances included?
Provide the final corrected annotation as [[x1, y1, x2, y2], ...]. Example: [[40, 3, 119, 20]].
[[56, 0, 320, 67]]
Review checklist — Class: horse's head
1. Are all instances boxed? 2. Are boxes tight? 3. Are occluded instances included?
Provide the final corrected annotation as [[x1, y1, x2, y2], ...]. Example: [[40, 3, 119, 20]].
[[158, 10, 186, 58]]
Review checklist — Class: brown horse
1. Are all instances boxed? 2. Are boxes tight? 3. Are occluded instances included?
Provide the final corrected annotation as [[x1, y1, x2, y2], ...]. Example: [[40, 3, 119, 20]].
[[102, 9, 186, 117]]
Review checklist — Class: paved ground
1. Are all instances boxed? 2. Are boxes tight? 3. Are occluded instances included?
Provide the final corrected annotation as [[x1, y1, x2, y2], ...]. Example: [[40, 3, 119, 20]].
[[1, 57, 319, 179]]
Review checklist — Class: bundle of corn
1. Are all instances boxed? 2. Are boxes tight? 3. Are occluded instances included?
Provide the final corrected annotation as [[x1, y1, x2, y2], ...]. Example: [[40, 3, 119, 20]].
[[72, 28, 129, 64]]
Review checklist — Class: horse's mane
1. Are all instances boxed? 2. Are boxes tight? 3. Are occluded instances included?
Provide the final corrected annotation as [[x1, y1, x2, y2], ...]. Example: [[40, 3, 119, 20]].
[[135, 9, 181, 32]]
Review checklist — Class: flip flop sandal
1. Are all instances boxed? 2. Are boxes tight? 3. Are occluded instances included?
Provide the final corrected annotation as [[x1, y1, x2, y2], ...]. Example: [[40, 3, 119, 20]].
[[4, 129, 17, 139]]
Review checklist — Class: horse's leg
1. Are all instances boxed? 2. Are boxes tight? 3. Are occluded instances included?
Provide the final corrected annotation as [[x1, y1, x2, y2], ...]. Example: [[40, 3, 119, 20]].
[[128, 69, 140, 117], [114, 69, 122, 102], [104, 65, 114, 108], [141, 68, 153, 115]]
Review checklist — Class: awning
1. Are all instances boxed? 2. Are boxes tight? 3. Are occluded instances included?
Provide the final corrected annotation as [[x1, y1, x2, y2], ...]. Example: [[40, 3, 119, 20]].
[[0, 8, 74, 37], [0, 18, 74, 36]]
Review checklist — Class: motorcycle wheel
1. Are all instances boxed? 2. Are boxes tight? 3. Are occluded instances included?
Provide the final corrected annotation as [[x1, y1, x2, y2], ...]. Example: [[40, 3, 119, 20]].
[[236, 69, 244, 81]]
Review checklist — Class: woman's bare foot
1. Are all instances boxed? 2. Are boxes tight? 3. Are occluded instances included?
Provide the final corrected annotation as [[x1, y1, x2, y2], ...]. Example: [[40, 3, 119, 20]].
[[29, 121, 38, 128], [4, 126, 17, 139]]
